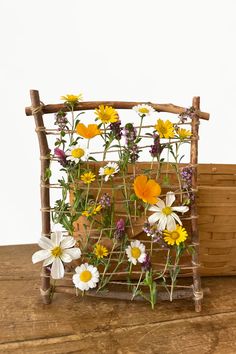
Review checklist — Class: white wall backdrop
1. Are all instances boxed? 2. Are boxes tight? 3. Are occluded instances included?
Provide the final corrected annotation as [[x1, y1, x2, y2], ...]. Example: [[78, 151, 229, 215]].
[[0, 0, 235, 245]]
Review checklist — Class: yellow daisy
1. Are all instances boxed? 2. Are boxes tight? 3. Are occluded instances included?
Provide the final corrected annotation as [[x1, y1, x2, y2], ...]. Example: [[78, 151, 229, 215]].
[[95, 105, 118, 124], [177, 128, 192, 140], [154, 119, 175, 139], [82, 204, 102, 218], [81, 171, 96, 184], [60, 94, 83, 103], [163, 225, 188, 246], [93, 243, 109, 259]]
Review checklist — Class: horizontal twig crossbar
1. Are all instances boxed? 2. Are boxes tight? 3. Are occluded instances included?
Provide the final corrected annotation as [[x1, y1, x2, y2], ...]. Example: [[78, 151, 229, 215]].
[[25, 100, 210, 120]]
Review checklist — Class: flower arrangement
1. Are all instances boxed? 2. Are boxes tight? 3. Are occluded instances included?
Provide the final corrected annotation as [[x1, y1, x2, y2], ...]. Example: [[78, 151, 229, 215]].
[[32, 93, 197, 309]]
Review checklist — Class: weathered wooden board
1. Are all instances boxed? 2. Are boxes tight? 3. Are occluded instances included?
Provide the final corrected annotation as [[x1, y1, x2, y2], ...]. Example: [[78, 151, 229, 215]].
[[0, 245, 236, 354]]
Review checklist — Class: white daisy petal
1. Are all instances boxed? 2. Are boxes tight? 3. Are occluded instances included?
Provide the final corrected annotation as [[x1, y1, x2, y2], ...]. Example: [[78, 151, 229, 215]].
[[148, 212, 161, 225], [172, 212, 183, 225], [51, 231, 63, 246], [62, 248, 81, 261], [158, 214, 167, 231], [43, 255, 55, 267], [51, 258, 64, 279], [148, 205, 161, 212], [166, 215, 176, 231], [172, 206, 189, 213], [38, 236, 53, 250], [60, 236, 76, 249], [156, 199, 166, 209], [166, 192, 175, 207], [32, 250, 51, 264]]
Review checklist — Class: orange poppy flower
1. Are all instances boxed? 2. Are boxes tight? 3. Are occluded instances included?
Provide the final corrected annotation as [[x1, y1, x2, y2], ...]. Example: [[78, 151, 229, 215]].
[[76, 123, 101, 139], [134, 175, 161, 204]]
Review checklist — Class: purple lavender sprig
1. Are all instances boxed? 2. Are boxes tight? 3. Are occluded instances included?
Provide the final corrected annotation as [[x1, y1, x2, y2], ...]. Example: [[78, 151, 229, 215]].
[[114, 218, 126, 240], [54, 111, 68, 130], [123, 123, 140, 163], [149, 134, 163, 158], [109, 120, 122, 140]]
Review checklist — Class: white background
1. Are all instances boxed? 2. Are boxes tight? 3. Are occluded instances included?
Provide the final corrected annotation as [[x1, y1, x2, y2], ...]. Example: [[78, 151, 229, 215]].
[[0, 0, 235, 245]]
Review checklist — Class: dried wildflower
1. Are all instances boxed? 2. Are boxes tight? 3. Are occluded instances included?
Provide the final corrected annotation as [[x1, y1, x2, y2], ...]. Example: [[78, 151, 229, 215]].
[[133, 104, 155, 116], [148, 192, 189, 231], [66, 145, 90, 163], [149, 134, 163, 158], [99, 193, 111, 208], [93, 243, 108, 259], [80, 171, 96, 184], [178, 106, 195, 123], [54, 111, 68, 130], [54, 148, 67, 166], [95, 105, 118, 124], [125, 240, 146, 265], [176, 128, 192, 140], [73, 263, 99, 291], [141, 253, 152, 272], [114, 218, 125, 240], [32, 231, 81, 279], [134, 175, 161, 205], [109, 120, 122, 140], [123, 123, 140, 163], [61, 94, 83, 103], [163, 225, 188, 246], [180, 166, 193, 187], [154, 119, 175, 139], [76, 123, 101, 139], [99, 162, 120, 181]]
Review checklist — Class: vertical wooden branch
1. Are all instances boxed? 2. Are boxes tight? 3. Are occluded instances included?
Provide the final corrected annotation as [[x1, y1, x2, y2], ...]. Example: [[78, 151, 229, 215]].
[[191, 96, 203, 312], [30, 90, 52, 304]]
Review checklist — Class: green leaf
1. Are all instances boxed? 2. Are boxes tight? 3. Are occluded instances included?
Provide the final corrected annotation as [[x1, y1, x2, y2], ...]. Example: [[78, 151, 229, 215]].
[[44, 168, 52, 182]]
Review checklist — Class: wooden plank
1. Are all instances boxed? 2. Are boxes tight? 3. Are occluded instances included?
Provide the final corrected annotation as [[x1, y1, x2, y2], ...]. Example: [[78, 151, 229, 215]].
[[1, 245, 236, 353]]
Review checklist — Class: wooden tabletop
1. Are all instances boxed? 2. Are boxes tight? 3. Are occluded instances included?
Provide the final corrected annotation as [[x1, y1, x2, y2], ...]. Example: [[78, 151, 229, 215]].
[[0, 244, 236, 354]]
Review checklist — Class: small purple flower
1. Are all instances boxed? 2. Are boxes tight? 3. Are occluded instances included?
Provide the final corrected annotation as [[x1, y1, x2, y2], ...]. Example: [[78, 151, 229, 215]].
[[142, 253, 151, 272], [110, 120, 122, 140], [99, 193, 111, 209], [123, 123, 140, 163], [180, 166, 193, 188], [54, 148, 67, 166], [178, 106, 195, 123], [114, 218, 126, 240], [54, 111, 68, 130], [149, 134, 163, 158]]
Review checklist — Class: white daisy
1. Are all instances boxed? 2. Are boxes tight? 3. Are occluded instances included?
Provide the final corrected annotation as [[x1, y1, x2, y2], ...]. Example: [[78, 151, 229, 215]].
[[99, 162, 120, 181], [133, 104, 155, 116], [32, 231, 81, 279], [66, 145, 89, 163], [148, 191, 189, 231], [73, 263, 99, 291], [125, 240, 146, 265]]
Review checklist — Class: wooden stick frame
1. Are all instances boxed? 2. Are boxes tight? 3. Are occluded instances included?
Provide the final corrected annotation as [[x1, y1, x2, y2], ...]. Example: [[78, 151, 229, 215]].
[[27, 90, 209, 311]]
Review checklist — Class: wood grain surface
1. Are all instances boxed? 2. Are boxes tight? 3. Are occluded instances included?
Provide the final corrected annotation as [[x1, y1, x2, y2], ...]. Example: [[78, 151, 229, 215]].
[[0, 244, 236, 354]]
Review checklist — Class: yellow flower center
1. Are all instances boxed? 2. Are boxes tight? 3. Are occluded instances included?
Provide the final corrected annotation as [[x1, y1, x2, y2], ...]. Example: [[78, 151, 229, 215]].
[[51, 246, 62, 258], [170, 231, 180, 240], [104, 167, 115, 175], [94, 244, 108, 259], [80, 270, 92, 282], [101, 113, 112, 122], [162, 206, 172, 215], [71, 148, 85, 158], [139, 107, 149, 114], [159, 125, 167, 134], [131, 247, 141, 259]]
